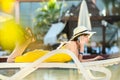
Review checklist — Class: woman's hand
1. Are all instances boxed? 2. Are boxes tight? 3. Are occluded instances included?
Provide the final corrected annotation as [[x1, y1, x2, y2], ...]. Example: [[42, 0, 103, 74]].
[[94, 56, 105, 60], [78, 36, 86, 46], [77, 36, 86, 52]]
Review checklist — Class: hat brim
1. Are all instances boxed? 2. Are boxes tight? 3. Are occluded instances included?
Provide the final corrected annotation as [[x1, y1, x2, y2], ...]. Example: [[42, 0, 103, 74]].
[[70, 31, 96, 41]]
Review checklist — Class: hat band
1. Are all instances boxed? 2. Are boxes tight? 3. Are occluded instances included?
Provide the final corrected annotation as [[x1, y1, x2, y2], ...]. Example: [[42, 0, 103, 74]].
[[74, 30, 88, 36]]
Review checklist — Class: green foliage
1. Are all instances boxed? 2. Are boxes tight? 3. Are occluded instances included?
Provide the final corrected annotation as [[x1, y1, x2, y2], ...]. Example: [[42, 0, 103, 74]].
[[34, 0, 61, 40]]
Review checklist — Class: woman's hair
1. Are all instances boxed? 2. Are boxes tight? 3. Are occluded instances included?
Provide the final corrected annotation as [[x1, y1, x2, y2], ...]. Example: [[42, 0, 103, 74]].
[[72, 34, 89, 41]]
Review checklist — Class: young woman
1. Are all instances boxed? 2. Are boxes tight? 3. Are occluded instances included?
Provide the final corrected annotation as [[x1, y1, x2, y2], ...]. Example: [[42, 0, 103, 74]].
[[7, 26, 104, 63], [65, 26, 104, 62]]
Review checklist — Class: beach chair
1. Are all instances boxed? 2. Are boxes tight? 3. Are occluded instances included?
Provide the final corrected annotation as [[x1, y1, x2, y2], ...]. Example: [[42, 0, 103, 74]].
[[0, 49, 113, 80]]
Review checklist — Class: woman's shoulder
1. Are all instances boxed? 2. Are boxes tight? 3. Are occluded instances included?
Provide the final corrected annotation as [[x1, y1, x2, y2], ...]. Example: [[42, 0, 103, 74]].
[[68, 41, 76, 44], [66, 41, 77, 46], [64, 41, 78, 50]]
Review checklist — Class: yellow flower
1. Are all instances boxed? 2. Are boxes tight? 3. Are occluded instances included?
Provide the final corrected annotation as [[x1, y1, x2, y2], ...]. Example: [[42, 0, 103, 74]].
[[0, 0, 15, 13]]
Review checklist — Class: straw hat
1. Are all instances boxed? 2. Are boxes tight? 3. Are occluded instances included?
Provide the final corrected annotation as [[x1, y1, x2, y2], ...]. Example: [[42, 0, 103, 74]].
[[70, 26, 96, 40]]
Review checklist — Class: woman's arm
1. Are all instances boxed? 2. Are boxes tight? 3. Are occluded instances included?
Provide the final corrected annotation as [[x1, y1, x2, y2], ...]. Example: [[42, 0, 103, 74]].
[[66, 41, 79, 58], [78, 54, 104, 62]]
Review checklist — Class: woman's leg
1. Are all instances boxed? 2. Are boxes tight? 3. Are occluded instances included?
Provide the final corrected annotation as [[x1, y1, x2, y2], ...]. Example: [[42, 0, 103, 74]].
[[7, 27, 35, 62], [7, 39, 31, 62]]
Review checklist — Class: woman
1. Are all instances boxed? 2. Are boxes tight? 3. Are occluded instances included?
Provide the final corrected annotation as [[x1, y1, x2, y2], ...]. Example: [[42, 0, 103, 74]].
[[65, 26, 104, 62], [7, 26, 104, 63]]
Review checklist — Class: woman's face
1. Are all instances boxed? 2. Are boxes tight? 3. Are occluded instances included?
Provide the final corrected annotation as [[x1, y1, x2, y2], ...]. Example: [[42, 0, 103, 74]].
[[78, 34, 89, 43], [83, 34, 89, 43]]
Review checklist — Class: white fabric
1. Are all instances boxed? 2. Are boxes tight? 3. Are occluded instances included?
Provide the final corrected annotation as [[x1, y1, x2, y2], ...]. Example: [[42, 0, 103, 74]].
[[78, 0, 91, 30], [44, 22, 65, 45]]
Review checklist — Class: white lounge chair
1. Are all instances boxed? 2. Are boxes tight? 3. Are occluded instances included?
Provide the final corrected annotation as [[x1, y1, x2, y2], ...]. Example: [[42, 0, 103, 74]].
[[0, 49, 114, 80]]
